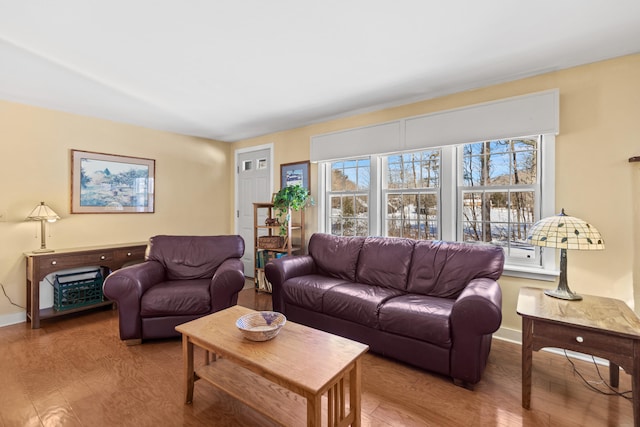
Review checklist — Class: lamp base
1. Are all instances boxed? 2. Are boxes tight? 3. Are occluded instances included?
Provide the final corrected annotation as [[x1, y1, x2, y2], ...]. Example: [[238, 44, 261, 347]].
[[32, 248, 54, 253], [544, 288, 583, 301]]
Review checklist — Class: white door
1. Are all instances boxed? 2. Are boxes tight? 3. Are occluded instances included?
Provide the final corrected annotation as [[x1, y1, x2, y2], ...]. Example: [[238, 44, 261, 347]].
[[236, 146, 272, 277]]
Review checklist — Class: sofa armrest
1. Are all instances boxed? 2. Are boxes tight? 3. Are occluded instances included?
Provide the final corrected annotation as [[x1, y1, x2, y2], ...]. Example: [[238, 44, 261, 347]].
[[265, 255, 316, 312], [210, 258, 246, 311], [451, 278, 502, 335], [449, 278, 502, 386], [102, 261, 166, 340]]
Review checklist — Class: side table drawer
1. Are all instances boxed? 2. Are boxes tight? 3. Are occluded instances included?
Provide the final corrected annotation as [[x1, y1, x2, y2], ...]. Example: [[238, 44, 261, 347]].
[[115, 247, 146, 263], [35, 254, 111, 277], [534, 321, 633, 356]]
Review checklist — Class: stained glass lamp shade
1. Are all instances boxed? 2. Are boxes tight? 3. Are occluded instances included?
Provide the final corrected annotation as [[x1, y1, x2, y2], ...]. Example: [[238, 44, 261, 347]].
[[527, 209, 604, 300]]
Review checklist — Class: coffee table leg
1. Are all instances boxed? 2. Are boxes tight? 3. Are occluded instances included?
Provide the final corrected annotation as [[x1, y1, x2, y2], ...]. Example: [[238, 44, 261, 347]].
[[350, 358, 362, 427], [522, 317, 533, 409], [183, 334, 195, 404], [307, 394, 322, 426]]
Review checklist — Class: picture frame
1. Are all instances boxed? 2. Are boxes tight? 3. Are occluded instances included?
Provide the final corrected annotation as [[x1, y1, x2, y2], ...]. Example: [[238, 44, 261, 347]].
[[280, 160, 310, 190], [71, 149, 155, 213]]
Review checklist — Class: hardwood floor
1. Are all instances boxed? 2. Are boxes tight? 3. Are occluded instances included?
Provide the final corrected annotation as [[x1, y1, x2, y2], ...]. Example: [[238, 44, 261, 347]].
[[0, 288, 634, 426]]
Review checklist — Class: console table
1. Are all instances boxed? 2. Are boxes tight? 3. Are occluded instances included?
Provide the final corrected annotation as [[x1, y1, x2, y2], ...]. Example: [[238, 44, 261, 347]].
[[25, 242, 147, 328], [517, 286, 640, 426]]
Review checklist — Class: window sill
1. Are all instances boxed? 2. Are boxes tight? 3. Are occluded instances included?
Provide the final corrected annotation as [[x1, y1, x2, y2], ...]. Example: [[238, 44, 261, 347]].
[[503, 264, 559, 282]]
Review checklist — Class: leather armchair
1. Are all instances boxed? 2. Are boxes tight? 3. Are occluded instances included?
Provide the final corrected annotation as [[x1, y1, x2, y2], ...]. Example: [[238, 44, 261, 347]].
[[103, 235, 245, 344]]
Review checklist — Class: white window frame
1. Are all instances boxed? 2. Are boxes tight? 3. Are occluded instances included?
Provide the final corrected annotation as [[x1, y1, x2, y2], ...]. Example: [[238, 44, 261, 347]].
[[317, 134, 557, 281]]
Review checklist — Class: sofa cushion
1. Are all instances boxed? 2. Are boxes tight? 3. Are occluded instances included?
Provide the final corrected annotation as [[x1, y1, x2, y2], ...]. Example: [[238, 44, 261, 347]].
[[147, 235, 244, 280], [378, 294, 454, 348], [140, 279, 211, 317], [322, 283, 405, 329], [308, 234, 366, 282], [282, 275, 351, 312], [356, 237, 415, 291], [407, 240, 505, 298]]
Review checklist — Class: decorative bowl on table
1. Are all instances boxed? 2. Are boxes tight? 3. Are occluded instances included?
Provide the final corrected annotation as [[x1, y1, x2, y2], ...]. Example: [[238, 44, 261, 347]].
[[236, 311, 287, 341]]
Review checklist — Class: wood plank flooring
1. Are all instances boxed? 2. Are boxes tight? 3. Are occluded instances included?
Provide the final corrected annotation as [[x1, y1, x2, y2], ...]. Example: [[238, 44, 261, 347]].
[[0, 288, 634, 426]]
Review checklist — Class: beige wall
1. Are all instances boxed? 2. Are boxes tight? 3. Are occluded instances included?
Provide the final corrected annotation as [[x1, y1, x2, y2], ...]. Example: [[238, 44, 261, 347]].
[[232, 53, 640, 338], [0, 101, 232, 321]]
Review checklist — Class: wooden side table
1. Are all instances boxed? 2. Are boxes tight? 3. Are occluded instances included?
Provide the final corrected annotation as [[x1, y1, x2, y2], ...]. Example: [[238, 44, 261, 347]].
[[25, 242, 147, 328], [517, 287, 640, 426]]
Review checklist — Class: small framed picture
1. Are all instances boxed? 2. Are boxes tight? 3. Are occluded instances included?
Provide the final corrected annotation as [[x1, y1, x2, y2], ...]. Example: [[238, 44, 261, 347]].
[[280, 161, 310, 190], [71, 149, 155, 213]]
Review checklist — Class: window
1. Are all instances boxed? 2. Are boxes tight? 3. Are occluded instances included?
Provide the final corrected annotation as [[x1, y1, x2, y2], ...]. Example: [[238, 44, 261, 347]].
[[383, 150, 440, 240], [320, 135, 553, 274], [327, 159, 371, 236], [459, 138, 539, 264]]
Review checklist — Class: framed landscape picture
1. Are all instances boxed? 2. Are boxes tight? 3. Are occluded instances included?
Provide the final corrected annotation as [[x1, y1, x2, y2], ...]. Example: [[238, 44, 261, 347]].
[[280, 160, 310, 190], [71, 149, 155, 213]]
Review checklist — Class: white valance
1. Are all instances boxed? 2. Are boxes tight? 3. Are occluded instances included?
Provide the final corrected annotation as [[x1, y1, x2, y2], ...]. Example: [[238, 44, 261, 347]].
[[310, 121, 401, 162], [310, 89, 559, 162]]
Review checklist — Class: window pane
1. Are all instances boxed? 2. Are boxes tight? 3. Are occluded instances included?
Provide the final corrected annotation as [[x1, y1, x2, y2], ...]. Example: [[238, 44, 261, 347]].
[[343, 217, 356, 236], [512, 148, 537, 184], [355, 195, 368, 215], [331, 165, 347, 191], [463, 138, 539, 188], [507, 191, 536, 258], [462, 192, 484, 221], [385, 192, 438, 239], [462, 192, 492, 242], [356, 219, 369, 236], [462, 154, 483, 186], [357, 166, 370, 190], [330, 196, 341, 211], [387, 194, 402, 237], [386, 150, 440, 190], [421, 152, 439, 187], [488, 153, 510, 185], [419, 194, 438, 239], [463, 221, 482, 242], [388, 159, 403, 189], [331, 217, 342, 235], [341, 196, 354, 217]]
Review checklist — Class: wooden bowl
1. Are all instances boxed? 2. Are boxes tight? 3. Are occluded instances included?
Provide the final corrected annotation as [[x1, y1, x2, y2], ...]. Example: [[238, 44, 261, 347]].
[[236, 311, 286, 341]]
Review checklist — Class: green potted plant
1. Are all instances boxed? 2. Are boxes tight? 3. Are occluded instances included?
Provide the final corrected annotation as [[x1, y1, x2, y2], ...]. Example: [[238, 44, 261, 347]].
[[272, 184, 313, 237]]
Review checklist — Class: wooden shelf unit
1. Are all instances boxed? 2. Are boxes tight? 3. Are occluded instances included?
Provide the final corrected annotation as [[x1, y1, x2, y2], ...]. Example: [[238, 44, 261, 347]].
[[253, 202, 305, 292]]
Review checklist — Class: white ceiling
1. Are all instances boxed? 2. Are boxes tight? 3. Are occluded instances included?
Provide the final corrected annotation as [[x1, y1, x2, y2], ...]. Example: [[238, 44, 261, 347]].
[[1, 1, 639, 142]]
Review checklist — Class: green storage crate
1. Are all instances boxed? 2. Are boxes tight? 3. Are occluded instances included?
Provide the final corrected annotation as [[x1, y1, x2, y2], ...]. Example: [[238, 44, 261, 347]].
[[53, 269, 104, 311]]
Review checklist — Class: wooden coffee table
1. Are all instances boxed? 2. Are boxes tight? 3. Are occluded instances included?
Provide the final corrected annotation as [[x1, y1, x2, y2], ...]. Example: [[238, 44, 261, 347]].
[[175, 305, 369, 426]]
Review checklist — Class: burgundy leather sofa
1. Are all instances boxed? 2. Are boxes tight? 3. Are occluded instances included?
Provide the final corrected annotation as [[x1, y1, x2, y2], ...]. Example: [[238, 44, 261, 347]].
[[103, 235, 245, 344], [265, 233, 504, 388]]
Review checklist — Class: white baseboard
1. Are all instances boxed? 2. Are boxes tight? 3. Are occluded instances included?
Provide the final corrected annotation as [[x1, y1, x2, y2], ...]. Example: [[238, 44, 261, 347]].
[[0, 311, 26, 328], [494, 325, 522, 344]]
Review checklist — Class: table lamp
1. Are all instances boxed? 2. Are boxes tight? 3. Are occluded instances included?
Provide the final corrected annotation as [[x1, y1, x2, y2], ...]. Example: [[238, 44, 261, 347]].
[[26, 201, 61, 253], [527, 209, 604, 301]]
